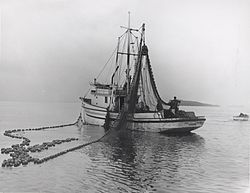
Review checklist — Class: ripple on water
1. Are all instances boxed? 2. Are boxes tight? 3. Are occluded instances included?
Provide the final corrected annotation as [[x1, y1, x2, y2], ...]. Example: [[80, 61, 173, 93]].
[[0, 104, 249, 193]]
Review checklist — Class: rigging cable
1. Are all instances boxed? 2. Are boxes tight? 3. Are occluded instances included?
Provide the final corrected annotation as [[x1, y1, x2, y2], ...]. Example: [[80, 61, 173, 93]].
[[96, 30, 128, 81], [1, 26, 148, 168], [1, 114, 117, 167], [96, 47, 117, 80]]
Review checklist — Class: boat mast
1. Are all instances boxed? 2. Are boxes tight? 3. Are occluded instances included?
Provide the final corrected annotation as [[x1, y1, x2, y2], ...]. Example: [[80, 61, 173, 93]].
[[126, 12, 131, 95], [115, 37, 120, 86]]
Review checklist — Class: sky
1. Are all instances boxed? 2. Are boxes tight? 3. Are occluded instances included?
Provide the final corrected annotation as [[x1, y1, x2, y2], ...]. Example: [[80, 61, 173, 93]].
[[0, 0, 249, 106]]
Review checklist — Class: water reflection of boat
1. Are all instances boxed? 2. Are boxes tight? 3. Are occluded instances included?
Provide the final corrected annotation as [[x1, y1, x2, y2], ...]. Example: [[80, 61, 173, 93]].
[[233, 113, 249, 121], [80, 20, 206, 133], [102, 131, 205, 164], [86, 130, 205, 191]]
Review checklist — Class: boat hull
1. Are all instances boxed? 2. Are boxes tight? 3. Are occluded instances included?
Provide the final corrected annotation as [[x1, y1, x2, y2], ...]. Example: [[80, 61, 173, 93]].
[[126, 118, 205, 133], [81, 100, 206, 133], [233, 116, 249, 121], [81, 101, 107, 126]]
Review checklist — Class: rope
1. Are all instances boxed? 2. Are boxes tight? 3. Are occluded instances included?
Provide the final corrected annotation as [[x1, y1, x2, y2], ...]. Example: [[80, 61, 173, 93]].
[[95, 30, 129, 82], [1, 27, 153, 168], [1, 114, 111, 168], [83, 87, 91, 98], [96, 47, 117, 80]]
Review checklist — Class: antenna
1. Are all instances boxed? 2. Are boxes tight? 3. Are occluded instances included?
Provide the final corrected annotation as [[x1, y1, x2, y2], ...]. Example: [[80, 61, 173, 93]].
[[120, 11, 138, 31], [128, 11, 130, 30]]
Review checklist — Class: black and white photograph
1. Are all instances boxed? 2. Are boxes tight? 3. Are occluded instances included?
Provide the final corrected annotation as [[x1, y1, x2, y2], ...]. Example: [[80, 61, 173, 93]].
[[0, 0, 249, 192]]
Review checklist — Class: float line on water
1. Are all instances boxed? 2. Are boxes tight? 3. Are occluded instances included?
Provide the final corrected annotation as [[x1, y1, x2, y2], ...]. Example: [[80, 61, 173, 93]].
[[1, 113, 115, 167]]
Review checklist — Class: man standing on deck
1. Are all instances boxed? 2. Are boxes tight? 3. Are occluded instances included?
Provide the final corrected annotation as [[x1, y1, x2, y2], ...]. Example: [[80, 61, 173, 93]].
[[168, 96, 181, 114]]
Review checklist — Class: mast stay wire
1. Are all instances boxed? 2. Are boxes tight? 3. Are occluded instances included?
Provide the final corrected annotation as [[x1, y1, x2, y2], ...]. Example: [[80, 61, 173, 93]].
[[1, 25, 147, 167], [96, 30, 128, 80], [83, 31, 128, 97], [96, 47, 117, 80], [83, 48, 116, 98]]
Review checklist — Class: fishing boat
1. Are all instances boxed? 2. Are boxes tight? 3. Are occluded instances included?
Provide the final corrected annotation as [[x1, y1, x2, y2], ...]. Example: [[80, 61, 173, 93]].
[[233, 113, 249, 121], [80, 20, 206, 133]]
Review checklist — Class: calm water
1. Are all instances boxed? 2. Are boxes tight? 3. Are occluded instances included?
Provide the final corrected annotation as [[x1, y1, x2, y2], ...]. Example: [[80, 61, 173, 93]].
[[0, 101, 249, 193]]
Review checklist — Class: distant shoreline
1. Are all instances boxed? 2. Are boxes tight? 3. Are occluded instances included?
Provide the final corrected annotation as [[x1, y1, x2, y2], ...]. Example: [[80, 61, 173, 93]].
[[180, 100, 219, 107]]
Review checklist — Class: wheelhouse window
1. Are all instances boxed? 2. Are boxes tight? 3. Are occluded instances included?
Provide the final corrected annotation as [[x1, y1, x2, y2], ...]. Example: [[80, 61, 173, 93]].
[[105, 97, 108, 103]]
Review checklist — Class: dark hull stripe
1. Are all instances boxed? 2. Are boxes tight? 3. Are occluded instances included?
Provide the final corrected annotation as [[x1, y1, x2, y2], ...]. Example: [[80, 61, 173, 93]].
[[82, 101, 107, 109], [83, 105, 155, 114], [86, 112, 206, 123], [83, 106, 107, 113], [86, 113, 106, 120], [84, 105, 206, 123], [84, 106, 206, 122], [82, 103, 205, 123]]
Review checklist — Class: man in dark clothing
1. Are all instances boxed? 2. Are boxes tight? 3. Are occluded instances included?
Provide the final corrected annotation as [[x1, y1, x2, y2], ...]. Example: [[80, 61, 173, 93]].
[[168, 96, 181, 114]]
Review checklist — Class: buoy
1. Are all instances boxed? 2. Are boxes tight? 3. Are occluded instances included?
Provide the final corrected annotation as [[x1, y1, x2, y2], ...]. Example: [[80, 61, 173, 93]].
[[14, 160, 20, 167], [22, 159, 28, 165]]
